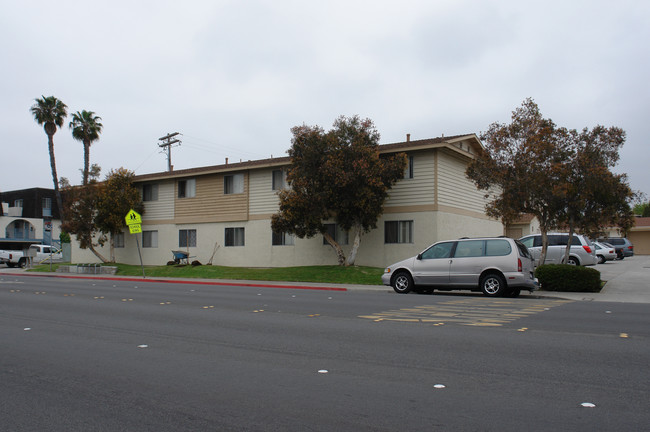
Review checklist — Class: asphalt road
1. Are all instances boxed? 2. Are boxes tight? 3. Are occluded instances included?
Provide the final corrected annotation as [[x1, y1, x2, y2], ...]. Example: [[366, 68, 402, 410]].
[[1, 274, 649, 431]]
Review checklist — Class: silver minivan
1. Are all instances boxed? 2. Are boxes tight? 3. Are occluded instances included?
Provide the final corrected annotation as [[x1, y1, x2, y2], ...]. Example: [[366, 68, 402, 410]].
[[382, 237, 537, 297], [519, 233, 597, 266]]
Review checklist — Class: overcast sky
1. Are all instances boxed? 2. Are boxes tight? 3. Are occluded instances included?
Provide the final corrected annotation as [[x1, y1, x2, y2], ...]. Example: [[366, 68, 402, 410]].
[[2, 0, 649, 198]]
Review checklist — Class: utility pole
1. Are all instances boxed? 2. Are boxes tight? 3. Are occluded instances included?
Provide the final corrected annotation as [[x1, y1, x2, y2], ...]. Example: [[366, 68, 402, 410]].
[[158, 132, 181, 172]]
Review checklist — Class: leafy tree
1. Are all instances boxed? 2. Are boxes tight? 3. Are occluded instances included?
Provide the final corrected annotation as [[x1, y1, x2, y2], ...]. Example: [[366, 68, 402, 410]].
[[30, 96, 68, 223], [466, 98, 570, 265], [272, 115, 407, 266], [559, 126, 635, 261], [62, 167, 143, 263], [95, 168, 143, 262], [69, 110, 103, 185], [634, 201, 650, 217]]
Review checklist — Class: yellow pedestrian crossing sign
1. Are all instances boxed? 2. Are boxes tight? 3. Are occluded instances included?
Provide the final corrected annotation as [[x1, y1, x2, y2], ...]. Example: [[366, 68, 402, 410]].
[[125, 209, 142, 226]]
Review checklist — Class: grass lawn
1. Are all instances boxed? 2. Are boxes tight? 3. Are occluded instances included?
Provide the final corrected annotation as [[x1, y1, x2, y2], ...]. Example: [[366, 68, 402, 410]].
[[28, 263, 385, 286]]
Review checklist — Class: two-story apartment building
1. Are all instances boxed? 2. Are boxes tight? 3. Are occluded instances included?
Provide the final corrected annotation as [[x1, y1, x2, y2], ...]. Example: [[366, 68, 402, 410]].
[[71, 134, 505, 267], [0, 187, 61, 249]]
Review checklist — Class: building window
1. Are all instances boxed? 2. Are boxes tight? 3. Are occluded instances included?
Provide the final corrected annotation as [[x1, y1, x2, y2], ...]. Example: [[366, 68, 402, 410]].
[[385, 220, 413, 244], [178, 179, 196, 198], [272, 231, 295, 246], [13, 199, 23, 208], [322, 223, 348, 245], [272, 169, 287, 191], [42, 197, 52, 217], [179, 229, 197, 248], [404, 155, 414, 179], [142, 230, 158, 248], [114, 232, 125, 248], [143, 184, 159, 201], [224, 174, 244, 194], [225, 227, 245, 246]]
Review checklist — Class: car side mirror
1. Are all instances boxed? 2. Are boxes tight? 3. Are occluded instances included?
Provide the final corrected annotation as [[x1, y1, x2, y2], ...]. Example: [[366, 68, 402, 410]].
[[416, 253, 422, 260]]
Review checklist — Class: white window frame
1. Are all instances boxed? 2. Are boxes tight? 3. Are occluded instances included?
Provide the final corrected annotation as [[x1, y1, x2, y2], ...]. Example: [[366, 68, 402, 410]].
[[224, 173, 244, 194], [178, 179, 196, 198], [385, 220, 414, 244], [142, 230, 158, 248], [272, 169, 287, 191], [179, 229, 197, 248], [225, 227, 245, 246]]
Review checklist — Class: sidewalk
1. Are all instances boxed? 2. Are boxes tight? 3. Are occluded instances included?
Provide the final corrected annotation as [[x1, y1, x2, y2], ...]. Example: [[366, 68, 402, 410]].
[[1, 257, 649, 303]]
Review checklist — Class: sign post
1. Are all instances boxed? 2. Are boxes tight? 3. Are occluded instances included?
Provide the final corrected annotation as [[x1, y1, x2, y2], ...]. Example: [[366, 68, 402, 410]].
[[125, 209, 146, 278]]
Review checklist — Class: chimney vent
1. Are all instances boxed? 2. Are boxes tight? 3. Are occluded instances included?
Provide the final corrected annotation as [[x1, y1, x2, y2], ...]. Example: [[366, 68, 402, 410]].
[[406, 134, 411, 142], [225, 157, 229, 165]]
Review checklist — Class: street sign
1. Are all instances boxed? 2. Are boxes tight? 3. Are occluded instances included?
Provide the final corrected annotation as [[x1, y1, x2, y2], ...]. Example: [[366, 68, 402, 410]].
[[129, 224, 142, 234], [125, 209, 142, 225]]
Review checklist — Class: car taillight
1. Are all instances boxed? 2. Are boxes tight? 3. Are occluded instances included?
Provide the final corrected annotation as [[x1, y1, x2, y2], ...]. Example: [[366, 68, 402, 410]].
[[518, 258, 522, 272], [583, 246, 592, 254], [628, 246, 634, 251]]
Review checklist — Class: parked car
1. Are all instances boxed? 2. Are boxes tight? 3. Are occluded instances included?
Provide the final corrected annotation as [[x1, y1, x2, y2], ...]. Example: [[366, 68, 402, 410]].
[[519, 233, 597, 266], [381, 237, 537, 297], [0, 244, 62, 268], [593, 241, 616, 264], [598, 237, 634, 259]]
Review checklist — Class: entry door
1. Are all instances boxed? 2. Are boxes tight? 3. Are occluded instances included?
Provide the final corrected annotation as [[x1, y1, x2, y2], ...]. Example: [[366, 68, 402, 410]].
[[412, 241, 455, 285]]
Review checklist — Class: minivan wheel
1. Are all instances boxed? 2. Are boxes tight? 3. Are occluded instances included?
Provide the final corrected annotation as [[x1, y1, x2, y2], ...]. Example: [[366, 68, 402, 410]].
[[392, 271, 414, 294], [481, 273, 506, 297], [567, 257, 579, 266]]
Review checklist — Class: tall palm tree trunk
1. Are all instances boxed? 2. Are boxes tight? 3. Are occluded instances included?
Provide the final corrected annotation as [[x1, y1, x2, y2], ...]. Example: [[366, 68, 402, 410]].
[[47, 132, 65, 225], [83, 141, 90, 185]]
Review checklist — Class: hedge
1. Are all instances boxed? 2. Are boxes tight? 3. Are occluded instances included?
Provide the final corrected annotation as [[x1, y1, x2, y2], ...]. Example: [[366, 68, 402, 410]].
[[535, 264, 602, 292]]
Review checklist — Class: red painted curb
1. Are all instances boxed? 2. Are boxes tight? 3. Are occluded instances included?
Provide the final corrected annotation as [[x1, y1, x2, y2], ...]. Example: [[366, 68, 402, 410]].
[[0, 271, 348, 292]]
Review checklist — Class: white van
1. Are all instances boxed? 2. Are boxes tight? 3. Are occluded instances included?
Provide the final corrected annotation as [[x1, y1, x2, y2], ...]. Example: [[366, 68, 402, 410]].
[[519, 233, 597, 266]]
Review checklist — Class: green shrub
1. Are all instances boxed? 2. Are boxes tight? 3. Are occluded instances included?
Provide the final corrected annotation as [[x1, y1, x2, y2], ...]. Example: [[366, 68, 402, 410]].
[[535, 264, 601, 292]]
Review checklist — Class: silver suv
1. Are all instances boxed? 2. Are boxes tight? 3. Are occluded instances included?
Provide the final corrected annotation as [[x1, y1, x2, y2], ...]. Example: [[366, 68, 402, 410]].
[[382, 237, 537, 297], [519, 233, 597, 266]]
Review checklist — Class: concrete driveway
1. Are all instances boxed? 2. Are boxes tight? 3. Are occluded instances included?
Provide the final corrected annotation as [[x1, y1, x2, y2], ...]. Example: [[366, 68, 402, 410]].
[[537, 255, 650, 303]]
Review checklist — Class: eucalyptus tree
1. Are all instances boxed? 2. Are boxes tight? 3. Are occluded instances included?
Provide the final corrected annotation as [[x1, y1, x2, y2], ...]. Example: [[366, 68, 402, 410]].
[[69, 110, 103, 185], [30, 96, 68, 223], [272, 115, 407, 266]]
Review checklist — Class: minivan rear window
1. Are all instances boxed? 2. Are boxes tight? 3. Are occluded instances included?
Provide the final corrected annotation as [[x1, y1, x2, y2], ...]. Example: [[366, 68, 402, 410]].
[[485, 239, 512, 256]]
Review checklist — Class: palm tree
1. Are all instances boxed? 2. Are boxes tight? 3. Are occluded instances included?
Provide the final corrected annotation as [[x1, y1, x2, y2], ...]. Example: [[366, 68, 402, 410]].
[[30, 96, 68, 224], [69, 110, 103, 186]]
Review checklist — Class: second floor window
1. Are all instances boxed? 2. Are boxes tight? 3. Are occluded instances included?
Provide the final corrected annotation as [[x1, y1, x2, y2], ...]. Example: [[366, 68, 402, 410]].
[[143, 184, 159, 201], [178, 179, 196, 198], [404, 155, 414, 179], [42, 198, 52, 217], [224, 174, 244, 194], [13, 199, 23, 208], [272, 169, 287, 190]]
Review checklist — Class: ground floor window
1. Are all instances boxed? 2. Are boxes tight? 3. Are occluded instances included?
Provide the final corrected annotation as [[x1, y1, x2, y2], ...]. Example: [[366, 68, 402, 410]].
[[225, 227, 245, 246], [179, 229, 197, 247], [272, 231, 295, 246], [385, 220, 413, 244], [114, 232, 125, 248], [142, 230, 158, 248], [323, 224, 348, 245]]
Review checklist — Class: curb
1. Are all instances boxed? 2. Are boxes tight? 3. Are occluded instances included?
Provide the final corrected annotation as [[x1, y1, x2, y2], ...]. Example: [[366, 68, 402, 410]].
[[0, 271, 348, 292]]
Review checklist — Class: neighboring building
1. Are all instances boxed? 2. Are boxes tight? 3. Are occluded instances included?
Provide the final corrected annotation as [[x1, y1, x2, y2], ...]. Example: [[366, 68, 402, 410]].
[[71, 134, 506, 267], [0, 188, 62, 249]]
